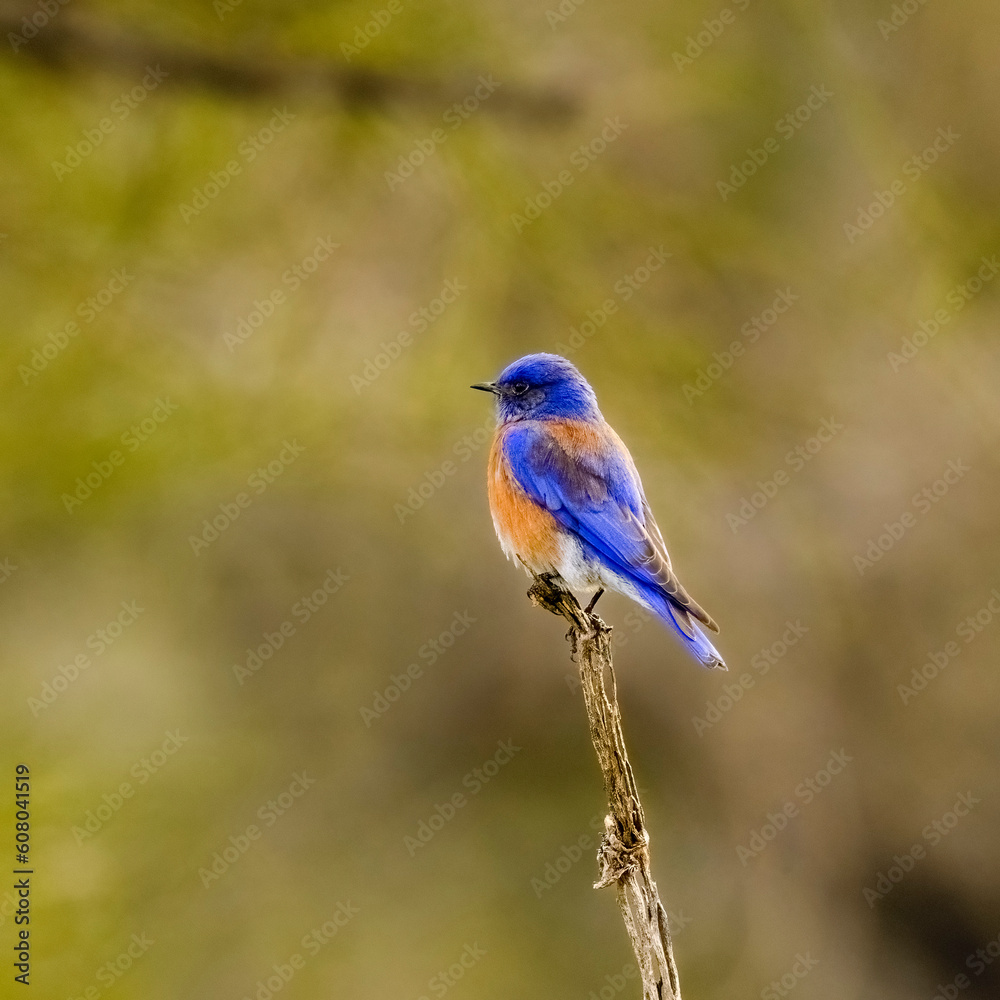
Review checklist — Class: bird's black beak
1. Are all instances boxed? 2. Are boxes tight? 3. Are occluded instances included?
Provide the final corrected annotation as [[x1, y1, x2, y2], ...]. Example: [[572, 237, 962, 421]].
[[470, 382, 500, 394]]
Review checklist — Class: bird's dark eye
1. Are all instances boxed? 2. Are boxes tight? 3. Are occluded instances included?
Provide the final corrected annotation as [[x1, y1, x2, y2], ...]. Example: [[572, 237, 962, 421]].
[[510, 381, 530, 395]]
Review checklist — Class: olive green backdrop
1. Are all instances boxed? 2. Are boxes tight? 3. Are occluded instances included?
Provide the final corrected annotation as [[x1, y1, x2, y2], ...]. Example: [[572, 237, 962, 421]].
[[2, 0, 999, 997]]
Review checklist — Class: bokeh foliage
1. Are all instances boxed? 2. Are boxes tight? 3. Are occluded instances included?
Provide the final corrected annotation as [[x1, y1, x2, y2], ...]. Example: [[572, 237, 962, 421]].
[[2, 0, 999, 997]]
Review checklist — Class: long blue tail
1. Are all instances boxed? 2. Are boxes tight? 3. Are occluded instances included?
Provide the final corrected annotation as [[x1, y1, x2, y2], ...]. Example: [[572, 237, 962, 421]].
[[640, 587, 727, 670]]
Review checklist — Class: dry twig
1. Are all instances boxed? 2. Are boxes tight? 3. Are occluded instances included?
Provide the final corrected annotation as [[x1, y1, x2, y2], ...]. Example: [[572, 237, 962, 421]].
[[528, 574, 682, 1000]]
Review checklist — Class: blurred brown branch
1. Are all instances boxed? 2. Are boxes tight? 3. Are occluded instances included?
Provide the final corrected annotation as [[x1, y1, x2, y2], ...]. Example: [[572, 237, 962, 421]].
[[528, 575, 683, 1000], [0, 11, 576, 121]]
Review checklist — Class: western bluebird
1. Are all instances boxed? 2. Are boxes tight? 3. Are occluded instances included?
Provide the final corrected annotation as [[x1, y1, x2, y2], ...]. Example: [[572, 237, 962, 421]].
[[472, 352, 726, 669]]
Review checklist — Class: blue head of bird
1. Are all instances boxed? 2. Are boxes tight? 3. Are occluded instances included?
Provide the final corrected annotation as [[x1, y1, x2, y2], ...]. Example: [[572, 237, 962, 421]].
[[471, 353, 601, 423]]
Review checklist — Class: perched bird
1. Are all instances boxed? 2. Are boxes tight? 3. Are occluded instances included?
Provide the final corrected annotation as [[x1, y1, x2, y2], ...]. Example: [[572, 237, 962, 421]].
[[472, 352, 726, 669]]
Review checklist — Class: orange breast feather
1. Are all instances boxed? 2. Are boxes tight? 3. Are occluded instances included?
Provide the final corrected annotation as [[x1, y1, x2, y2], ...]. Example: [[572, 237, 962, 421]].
[[487, 432, 560, 568]]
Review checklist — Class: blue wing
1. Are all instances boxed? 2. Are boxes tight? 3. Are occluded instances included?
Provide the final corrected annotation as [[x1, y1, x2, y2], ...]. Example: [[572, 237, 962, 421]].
[[501, 421, 722, 654]]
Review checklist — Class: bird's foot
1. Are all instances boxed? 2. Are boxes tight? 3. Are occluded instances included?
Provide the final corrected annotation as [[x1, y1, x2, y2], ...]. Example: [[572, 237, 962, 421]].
[[584, 588, 605, 614]]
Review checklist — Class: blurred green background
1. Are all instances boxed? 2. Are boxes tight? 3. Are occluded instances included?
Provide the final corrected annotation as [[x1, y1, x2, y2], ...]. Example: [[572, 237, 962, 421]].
[[2, 0, 999, 997]]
